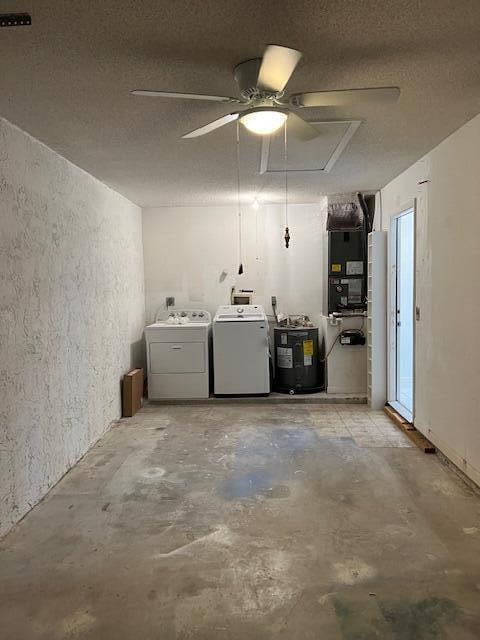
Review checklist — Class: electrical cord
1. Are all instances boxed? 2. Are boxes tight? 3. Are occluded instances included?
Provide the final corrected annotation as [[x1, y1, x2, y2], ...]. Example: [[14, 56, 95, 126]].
[[319, 329, 342, 362], [320, 319, 365, 362]]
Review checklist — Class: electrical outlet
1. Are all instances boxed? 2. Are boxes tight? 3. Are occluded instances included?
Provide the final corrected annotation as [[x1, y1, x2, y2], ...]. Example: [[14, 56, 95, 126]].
[[271, 296, 277, 306], [166, 296, 175, 308]]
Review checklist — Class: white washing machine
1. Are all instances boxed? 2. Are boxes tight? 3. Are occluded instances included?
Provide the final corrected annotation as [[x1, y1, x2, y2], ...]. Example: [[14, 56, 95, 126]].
[[213, 305, 270, 395], [145, 309, 211, 399]]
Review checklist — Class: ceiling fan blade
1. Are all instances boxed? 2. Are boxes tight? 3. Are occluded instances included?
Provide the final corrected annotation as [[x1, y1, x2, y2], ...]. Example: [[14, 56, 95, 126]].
[[131, 90, 239, 103], [182, 113, 239, 139], [257, 45, 302, 93], [291, 86, 400, 108], [287, 113, 320, 141]]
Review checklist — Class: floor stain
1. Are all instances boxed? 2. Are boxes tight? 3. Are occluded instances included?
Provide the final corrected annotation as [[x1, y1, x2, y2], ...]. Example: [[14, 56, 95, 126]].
[[333, 597, 385, 639], [221, 469, 273, 500], [93, 452, 116, 468], [462, 526, 479, 535], [333, 559, 377, 585], [153, 525, 231, 557], [261, 484, 291, 499], [122, 482, 181, 502], [333, 594, 461, 639], [379, 596, 460, 639], [219, 426, 317, 500]]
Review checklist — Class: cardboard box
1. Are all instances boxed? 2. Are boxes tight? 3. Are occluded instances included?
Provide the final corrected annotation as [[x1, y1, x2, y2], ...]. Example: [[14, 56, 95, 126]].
[[122, 368, 143, 417]]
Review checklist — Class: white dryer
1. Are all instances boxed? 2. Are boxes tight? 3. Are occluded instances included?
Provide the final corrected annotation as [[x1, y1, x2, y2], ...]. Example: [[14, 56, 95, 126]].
[[145, 310, 211, 399], [213, 305, 270, 395]]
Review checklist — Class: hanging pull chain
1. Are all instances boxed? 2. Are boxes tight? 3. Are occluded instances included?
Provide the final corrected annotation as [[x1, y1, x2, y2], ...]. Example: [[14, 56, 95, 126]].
[[236, 120, 243, 274], [284, 121, 290, 248]]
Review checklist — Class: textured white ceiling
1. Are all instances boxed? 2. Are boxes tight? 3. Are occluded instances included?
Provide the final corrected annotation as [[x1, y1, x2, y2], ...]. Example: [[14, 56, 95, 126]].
[[0, 0, 479, 206]]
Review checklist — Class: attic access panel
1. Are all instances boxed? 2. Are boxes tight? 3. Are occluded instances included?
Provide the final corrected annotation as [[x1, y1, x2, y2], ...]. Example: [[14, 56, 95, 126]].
[[260, 120, 361, 174]]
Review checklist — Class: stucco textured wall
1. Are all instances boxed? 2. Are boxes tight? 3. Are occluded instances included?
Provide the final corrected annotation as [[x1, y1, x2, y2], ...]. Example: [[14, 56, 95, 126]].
[[0, 118, 145, 537]]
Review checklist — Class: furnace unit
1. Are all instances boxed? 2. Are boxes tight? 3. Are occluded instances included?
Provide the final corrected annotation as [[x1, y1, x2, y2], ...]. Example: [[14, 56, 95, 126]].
[[327, 230, 367, 314]]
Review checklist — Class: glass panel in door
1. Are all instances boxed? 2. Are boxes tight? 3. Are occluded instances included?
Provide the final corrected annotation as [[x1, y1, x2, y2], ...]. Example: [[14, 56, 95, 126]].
[[395, 210, 414, 417]]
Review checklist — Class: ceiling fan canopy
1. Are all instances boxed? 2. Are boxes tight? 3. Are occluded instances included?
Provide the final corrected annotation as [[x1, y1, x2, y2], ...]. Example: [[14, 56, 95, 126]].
[[131, 44, 400, 140]]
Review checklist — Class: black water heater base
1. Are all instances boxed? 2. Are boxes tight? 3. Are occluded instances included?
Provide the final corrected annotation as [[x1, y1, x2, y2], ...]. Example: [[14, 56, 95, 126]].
[[273, 327, 324, 394], [274, 383, 325, 395]]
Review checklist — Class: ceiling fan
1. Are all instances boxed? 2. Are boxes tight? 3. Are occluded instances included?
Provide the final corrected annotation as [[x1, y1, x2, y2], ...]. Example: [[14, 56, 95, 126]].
[[131, 44, 400, 141]]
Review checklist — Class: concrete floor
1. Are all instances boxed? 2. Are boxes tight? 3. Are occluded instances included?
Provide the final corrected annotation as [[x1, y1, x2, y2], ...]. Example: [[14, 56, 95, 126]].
[[1, 404, 480, 639]]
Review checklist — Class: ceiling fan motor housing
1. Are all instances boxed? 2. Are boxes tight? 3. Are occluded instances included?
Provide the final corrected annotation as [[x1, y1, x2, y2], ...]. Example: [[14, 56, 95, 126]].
[[234, 58, 282, 104]]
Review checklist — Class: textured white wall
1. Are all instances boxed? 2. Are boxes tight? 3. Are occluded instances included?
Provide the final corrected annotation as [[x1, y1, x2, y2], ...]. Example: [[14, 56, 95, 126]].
[[381, 113, 480, 486], [142, 203, 327, 322], [0, 118, 145, 537]]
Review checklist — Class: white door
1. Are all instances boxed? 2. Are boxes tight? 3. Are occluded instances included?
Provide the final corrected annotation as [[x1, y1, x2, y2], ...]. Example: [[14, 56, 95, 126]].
[[390, 208, 415, 421]]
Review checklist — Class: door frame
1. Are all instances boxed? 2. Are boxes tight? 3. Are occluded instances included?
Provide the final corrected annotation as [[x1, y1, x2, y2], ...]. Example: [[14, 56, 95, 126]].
[[387, 199, 416, 422]]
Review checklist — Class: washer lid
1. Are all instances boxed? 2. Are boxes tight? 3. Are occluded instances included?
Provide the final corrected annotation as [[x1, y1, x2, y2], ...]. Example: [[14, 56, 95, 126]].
[[214, 304, 266, 322]]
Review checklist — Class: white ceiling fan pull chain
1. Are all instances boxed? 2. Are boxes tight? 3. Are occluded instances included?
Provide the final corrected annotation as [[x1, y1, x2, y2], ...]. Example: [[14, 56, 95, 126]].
[[236, 120, 244, 275]]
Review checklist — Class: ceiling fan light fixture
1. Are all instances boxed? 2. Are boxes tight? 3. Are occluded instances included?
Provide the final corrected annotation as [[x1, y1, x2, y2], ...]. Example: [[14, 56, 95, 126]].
[[239, 108, 288, 135]]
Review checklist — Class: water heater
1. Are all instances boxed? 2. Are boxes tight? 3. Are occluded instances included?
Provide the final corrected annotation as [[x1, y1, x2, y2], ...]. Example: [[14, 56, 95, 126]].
[[274, 327, 324, 394]]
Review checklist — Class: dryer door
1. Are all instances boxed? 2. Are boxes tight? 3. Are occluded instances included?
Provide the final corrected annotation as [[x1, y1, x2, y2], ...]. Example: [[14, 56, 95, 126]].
[[149, 342, 206, 374]]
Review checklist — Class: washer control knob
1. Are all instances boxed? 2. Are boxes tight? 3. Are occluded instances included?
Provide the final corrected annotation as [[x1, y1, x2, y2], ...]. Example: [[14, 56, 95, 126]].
[[198, 312, 204, 317], [237, 307, 244, 313], [180, 311, 187, 317], [192, 312, 197, 317]]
